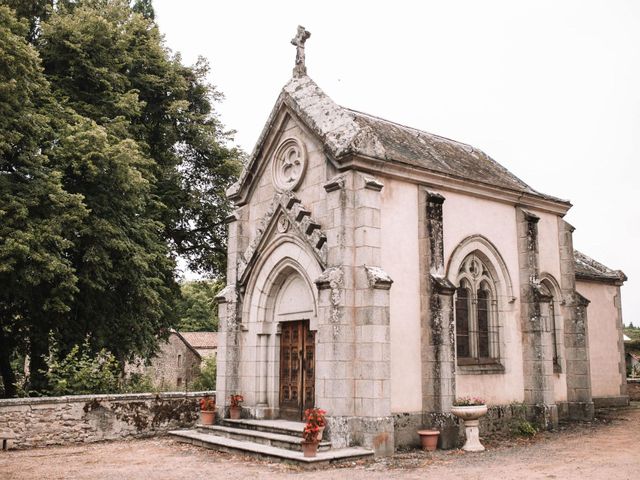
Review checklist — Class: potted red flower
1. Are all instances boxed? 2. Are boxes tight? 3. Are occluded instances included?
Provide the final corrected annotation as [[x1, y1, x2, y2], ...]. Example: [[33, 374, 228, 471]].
[[301, 422, 320, 457], [305, 408, 327, 441], [229, 394, 244, 420], [199, 395, 216, 425]]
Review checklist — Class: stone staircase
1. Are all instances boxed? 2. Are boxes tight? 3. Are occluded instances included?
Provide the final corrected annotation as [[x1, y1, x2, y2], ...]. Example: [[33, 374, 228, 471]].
[[169, 418, 374, 467]]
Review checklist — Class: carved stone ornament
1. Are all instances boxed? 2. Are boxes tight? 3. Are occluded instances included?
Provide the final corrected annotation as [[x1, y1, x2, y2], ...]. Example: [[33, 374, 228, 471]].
[[272, 137, 307, 192], [276, 214, 290, 233]]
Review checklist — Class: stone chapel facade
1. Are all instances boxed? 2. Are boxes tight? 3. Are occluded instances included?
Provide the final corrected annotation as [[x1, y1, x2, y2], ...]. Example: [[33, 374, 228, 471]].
[[215, 31, 627, 456]]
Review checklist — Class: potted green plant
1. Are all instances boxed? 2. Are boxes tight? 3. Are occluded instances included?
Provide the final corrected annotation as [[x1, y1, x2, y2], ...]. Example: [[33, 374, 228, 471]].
[[305, 408, 327, 441], [450, 397, 488, 452], [199, 395, 216, 425], [229, 394, 244, 420]]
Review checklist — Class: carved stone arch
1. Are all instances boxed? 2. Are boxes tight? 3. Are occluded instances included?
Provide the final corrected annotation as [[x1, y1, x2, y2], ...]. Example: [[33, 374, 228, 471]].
[[243, 235, 322, 332], [539, 273, 563, 304], [446, 235, 515, 306]]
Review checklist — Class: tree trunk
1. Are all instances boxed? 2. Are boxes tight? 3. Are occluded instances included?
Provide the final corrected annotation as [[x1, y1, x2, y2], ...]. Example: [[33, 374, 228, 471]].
[[28, 330, 49, 394], [0, 329, 17, 398]]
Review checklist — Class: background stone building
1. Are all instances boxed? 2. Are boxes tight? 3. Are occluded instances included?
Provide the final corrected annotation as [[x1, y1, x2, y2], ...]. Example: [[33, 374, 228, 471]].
[[128, 331, 201, 390]]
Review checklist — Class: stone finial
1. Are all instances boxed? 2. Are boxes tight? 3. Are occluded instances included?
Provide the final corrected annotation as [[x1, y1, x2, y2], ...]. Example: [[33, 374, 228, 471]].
[[291, 25, 311, 77]]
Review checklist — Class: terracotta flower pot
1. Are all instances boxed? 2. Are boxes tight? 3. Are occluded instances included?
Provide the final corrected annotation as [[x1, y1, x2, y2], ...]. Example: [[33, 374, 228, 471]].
[[417, 429, 440, 451], [229, 406, 242, 420], [200, 410, 215, 425], [301, 440, 319, 457]]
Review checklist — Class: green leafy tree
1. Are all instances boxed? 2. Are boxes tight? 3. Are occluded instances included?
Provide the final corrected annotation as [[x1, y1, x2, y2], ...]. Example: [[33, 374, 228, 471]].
[[0, 5, 86, 396], [0, 0, 240, 395], [176, 280, 222, 332], [37, 0, 241, 275], [192, 355, 216, 391]]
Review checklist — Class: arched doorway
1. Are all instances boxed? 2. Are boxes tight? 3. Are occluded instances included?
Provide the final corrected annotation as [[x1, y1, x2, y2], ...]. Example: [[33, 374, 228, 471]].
[[272, 272, 316, 420]]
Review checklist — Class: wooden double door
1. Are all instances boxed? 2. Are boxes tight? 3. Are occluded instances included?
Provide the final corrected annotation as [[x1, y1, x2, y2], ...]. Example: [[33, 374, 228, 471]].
[[279, 320, 315, 421]]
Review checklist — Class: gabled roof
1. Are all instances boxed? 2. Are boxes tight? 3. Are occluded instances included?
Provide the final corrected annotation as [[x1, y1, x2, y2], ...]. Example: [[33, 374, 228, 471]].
[[574, 250, 627, 284], [179, 332, 218, 349], [229, 75, 569, 207]]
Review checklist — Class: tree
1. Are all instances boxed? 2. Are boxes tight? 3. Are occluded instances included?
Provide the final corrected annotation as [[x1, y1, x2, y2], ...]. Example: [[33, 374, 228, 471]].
[[0, 0, 240, 395], [176, 280, 222, 332], [0, 5, 86, 396], [48, 112, 180, 364], [37, 0, 241, 275]]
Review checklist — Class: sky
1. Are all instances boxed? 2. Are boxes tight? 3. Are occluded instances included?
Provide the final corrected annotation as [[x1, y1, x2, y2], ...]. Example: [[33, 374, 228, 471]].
[[154, 0, 640, 325]]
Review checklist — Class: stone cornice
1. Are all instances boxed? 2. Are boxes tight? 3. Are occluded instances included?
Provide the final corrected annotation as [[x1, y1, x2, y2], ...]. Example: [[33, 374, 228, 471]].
[[331, 154, 572, 216]]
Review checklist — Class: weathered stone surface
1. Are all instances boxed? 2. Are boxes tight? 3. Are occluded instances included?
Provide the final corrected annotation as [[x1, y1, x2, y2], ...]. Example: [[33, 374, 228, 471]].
[[0, 392, 208, 449]]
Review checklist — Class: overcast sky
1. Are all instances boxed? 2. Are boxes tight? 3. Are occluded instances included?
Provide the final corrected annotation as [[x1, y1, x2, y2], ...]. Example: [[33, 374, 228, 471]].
[[154, 0, 639, 325]]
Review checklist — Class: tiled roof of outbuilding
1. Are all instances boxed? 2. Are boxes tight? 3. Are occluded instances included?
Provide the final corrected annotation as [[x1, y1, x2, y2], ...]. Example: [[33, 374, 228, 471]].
[[179, 332, 218, 349], [574, 250, 627, 284]]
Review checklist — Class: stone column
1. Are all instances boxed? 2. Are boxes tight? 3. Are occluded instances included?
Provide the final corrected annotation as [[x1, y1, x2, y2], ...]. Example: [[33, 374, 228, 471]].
[[613, 286, 629, 403], [517, 208, 557, 429], [215, 208, 247, 415], [419, 190, 457, 448], [315, 173, 356, 447], [316, 172, 394, 456], [557, 219, 594, 420]]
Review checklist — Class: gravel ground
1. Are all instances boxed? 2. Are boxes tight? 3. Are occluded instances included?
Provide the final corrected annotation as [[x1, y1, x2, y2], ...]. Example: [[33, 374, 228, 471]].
[[1, 405, 638, 480]]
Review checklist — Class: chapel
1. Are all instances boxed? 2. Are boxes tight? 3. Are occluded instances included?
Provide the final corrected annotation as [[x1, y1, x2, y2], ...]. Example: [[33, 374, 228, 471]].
[[214, 27, 628, 455]]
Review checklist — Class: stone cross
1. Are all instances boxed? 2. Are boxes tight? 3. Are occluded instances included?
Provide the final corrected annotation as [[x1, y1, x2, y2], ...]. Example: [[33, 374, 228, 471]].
[[291, 25, 311, 78]]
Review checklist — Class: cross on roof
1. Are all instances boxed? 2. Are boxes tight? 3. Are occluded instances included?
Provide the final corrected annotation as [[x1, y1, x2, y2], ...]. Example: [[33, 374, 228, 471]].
[[291, 25, 311, 78]]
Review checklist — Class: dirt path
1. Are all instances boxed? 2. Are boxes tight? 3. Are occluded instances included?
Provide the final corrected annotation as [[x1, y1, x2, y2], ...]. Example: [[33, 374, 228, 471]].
[[1, 406, 638, 480]]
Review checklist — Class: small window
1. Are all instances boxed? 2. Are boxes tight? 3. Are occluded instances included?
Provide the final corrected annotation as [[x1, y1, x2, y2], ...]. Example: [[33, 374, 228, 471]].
[[177, 354, 182, 367], [177, 377, 182, 387]]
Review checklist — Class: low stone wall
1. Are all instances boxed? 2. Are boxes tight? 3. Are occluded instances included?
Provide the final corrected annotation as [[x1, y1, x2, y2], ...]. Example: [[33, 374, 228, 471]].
[[393, 404, 538, 450], [625, 379, 640, 401], [0, 391, 214, 449]]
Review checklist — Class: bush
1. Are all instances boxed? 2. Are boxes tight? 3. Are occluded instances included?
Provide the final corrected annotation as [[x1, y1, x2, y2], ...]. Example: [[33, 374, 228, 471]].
[[45, 339, 121, 395], [515, 420, 537, 437], [120, 373, 155, 393], [192, 355, 216, 390]]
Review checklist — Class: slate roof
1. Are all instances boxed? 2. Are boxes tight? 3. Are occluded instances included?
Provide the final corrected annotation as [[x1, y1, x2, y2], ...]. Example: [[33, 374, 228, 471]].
[[574, 250, 627, 284], [349, 109, 540, 194], [230, 75, 568, 205], [179, 332, 218, 349]]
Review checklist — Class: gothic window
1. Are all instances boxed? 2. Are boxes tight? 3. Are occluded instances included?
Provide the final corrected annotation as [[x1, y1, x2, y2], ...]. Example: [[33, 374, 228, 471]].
[[455, 254, 500, 365], [540, 280, 561, 372]]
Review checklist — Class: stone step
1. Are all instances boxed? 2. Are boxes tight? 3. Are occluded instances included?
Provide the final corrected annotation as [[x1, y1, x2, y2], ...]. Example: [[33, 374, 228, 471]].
[[169, 429, 374, 468], [220, 418, 306, 437], [196, 424, 331, 452]]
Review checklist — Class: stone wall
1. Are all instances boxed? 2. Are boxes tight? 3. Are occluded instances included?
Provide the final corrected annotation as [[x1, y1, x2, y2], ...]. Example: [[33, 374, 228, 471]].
[[0, 391, 212, 449], [626, 379, 640, 401], [393, 403, 552, 450]]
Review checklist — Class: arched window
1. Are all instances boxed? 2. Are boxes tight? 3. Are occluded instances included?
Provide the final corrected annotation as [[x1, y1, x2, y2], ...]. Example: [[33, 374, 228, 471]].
[[455, 254, 500, 365], [540, 279, 561, 372]]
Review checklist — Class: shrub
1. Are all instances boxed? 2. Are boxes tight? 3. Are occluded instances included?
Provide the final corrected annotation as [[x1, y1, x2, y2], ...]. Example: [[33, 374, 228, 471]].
[[515, 420, 537, 437], [45, 339, 121, 395], [191, 355, 216, 390]]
